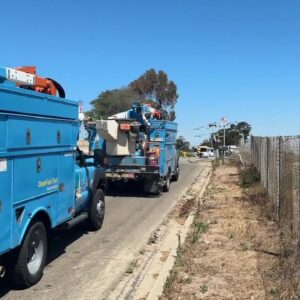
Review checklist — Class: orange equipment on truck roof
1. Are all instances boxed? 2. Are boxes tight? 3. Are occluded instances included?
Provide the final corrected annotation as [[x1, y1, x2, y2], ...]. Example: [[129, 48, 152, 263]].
[[15, 66, 65, 98]]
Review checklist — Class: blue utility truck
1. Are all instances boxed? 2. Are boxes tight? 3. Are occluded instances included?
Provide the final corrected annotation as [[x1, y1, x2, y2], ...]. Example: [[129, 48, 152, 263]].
[[96, 103, 179, 194], [0, 66, 106, 287]]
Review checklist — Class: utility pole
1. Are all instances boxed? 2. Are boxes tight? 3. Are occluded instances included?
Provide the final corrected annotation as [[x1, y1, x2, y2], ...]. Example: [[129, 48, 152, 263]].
[[220, 117, 228, 147], [208, 122, 217, 148]]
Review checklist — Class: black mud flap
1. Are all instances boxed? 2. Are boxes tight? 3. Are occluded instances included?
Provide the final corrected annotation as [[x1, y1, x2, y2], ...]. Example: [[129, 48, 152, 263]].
[[143, 180, 163, 195]]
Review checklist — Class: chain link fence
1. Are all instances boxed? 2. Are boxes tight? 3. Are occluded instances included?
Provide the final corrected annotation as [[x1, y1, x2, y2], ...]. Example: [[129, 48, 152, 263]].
[[251, 135, 300, 243]]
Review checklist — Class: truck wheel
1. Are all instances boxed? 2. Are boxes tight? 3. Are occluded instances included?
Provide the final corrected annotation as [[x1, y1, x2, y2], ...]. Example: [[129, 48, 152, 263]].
[[89, 189, 105, 231], [172, 165, 179, 182], [163, 174, 171, 192], [8, 221, 47, 287]]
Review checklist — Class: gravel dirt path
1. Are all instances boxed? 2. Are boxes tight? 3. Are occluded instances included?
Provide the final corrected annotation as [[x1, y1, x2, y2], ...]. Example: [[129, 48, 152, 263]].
[[162, 163, 281, 300]]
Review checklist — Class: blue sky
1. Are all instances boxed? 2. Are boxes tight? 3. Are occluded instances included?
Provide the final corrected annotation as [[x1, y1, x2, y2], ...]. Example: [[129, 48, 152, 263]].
[[1, 0, 300, 145]]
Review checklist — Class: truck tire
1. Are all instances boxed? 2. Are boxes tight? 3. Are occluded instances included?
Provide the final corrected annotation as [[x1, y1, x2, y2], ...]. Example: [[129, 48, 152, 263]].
[[88, 189, 105, 231], [163, 174, 171, 192], [8, 221, 47, 287], [172, 165, 179, 182]]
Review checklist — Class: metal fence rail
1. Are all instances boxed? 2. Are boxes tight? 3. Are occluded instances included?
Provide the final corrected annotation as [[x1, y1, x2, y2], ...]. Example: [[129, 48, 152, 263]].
[[251, 135, 300, 241]]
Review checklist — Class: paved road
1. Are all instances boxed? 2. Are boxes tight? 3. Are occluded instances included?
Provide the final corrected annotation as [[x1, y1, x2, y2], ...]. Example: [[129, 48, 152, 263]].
[[0, 159, 205, 300]]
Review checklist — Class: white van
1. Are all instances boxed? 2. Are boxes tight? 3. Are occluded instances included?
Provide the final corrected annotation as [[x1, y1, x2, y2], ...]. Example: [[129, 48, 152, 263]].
[[195, 146, 215, 158]]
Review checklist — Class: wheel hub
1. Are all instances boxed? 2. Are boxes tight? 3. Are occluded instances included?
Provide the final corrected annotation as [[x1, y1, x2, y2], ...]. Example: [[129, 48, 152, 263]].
[[27, 231, 44, 275], [96, 200, 104, 216]]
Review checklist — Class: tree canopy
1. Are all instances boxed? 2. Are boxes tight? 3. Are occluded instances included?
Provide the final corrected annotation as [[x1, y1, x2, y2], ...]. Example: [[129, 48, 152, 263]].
[[130, 69, 178, 120], [212, 121, 252, 146], [201, 139, 213, 147], [87, 87, 135, 120], [87, 69, 179, 121], [176, 136, 190, 151]]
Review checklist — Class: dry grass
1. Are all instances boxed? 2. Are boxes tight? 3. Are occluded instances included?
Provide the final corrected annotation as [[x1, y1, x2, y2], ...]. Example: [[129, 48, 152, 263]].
[[125, 259, 139, 274], [174, 180, 201, 225], [161, 163, 282, 300], [240, 165, 260, 187], [178, 196, 196, 219]]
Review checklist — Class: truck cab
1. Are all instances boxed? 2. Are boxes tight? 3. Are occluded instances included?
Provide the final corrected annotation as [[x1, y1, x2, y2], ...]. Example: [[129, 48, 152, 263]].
[[0, 67, 106, 287]]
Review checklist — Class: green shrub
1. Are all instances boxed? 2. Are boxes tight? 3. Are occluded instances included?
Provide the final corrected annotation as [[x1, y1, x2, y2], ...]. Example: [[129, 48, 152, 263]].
[[191, 219, 209, 244], [241, 165, 260, 187]]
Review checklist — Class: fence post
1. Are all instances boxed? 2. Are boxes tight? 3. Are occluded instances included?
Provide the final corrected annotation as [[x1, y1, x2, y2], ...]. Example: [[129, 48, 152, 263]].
[[266, 137, 269, 190], [293, 137, 300, 242], [276, 137, 281, 220]]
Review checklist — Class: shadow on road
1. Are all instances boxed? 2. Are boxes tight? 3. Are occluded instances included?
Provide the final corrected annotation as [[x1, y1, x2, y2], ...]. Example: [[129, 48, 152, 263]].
[[106, 181, 160, 198], [0, 224, 90, 297]]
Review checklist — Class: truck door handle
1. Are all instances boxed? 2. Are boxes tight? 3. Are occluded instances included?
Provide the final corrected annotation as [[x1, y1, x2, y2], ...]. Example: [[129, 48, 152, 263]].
[[26, 129, 31, 145], [57, 130, 61, 144], [59, 183, 65, 192], [37, 158, 41, 173]]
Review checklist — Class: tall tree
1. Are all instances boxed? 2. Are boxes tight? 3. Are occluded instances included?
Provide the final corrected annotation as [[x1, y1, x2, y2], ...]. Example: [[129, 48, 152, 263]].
[[87, 69, 179, 120], [87, 88, 135, 120], [212, 121, 252, 146], [176, 136, 190, 151], [129, 69, 178, 120]]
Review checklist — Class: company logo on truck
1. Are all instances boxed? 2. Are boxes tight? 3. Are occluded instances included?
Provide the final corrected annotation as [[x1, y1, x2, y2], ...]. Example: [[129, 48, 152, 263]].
[[38, 177, 58, 188]]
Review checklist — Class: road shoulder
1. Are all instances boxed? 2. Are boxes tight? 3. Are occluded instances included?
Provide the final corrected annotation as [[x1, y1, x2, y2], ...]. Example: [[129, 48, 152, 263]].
[[108, 162, 212, 299], [161, 163, 281, 300]]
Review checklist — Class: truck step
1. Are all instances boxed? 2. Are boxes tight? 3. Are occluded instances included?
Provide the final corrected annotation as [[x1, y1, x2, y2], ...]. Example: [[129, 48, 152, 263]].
[[57, 212, 89, 230]]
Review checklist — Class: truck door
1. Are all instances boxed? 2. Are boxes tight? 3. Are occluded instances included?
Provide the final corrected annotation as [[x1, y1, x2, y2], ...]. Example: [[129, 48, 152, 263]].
[[57, 153, 76, 223], [0, 159, 12, 254]]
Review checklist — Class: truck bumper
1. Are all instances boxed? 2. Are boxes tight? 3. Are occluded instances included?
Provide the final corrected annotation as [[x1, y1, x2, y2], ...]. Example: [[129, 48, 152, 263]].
[[105, 166, 160, 181]]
